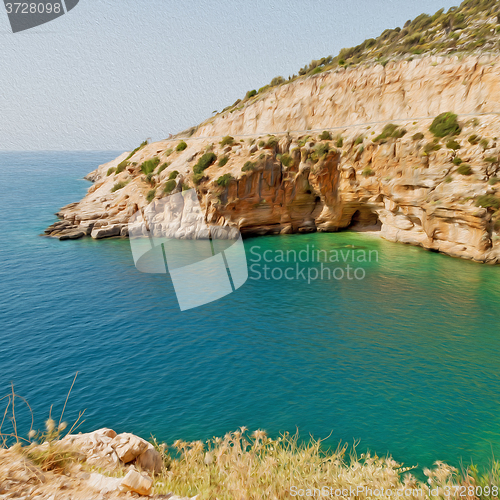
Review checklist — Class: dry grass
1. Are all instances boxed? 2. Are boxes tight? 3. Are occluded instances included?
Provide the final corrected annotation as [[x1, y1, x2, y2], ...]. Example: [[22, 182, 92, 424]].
[[1, 374, 86, 473], [150, 428, 498, 500]]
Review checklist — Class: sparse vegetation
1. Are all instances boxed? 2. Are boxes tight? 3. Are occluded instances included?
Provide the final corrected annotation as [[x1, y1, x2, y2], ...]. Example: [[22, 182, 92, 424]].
[[111, 180, 129, 192], [107, 167, 116, 176], [220, 136, 235, 147], [157, 162, 170, 175], [164, 179, 177, 193], [468, 134, 481, 145], [216, 174, 234, 187], [446, 139, 461, 150], [373, 124, 407, 143], [140, 157, 161, 175], [476, 194, 500, 210], [176, 140, 188, 152], [164, 148, 173, 157], [193, 152, 217, 175], [412, 132, 424, 141], [226, 1, 500, 112], [335, 136, 344, 148], [312, 143, 330, 161], [146, 189, 156, 203], [354, 135, 364, 146], [429, 112, 461, 138], [424, 140, 441, 154], [280, 153, 293, 167], [362, 167, 375, 177], [480, 138, 489, 150], [319, 131, 331, 140], [193, 173, 205, 185], [242, 161, 257, 172], [266, 136, 279, 148], [489, 177, 500, 185], [218, 156, 229, 167], [115, 161, 129, 175], [457, 164, 472, 175]]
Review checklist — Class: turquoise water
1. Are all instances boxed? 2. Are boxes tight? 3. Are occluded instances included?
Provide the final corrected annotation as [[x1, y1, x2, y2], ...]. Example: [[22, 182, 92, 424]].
[[1, 151, 500, 471]]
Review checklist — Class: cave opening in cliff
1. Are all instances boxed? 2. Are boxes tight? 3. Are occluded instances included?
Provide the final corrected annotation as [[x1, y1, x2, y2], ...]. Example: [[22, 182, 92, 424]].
[[346, 208, 381, 232]]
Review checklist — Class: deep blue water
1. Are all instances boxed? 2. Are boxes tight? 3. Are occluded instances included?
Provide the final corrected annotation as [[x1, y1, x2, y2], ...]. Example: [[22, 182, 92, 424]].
[[1, 151, 500, 471]]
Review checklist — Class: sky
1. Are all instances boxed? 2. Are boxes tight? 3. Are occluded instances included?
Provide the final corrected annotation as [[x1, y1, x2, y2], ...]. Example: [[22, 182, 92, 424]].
[[0, 0, 460, 151]]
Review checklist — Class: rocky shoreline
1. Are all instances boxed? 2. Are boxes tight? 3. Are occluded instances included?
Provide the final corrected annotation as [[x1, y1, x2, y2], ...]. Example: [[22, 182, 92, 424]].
[[45, 54, 500, 263]]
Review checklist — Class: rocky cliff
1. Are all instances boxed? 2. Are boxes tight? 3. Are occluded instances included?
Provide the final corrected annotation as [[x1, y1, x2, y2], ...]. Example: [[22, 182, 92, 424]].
[[46, 53, 500, 263]]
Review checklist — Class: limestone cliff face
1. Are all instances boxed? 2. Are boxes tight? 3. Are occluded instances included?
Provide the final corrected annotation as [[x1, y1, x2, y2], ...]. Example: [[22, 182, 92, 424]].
[[193, 54, 500, 138], [46, 54, 500, 263]]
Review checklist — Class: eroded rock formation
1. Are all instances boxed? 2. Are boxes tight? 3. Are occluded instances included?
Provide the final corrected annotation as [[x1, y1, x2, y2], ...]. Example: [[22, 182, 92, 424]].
[[46, 55, 500, 263]]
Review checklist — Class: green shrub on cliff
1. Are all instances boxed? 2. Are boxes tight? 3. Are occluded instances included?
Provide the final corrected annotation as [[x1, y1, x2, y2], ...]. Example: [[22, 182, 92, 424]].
[[270, 76, 285, 87], [168, 170, 179, 180], [468, 134, 481, 145], [216, 174, 234, 187], [146, 189, 156, 203], [446, 139, 461, 150], [220, 136, 234, 147], [335, 136, 344, 148], [457, 164, 472, 175], [476, 194, 500, 210], [176, 141, 188, 152], [141, 157, 161, 175], [164, 179, 177, 193], [424, 140, 441, 154], [312, 143, 330, 161], [480, 138, 489, 150], [193, 173, 205, 185], [111, 180, 129, 192], [266, 136, 279, 148], [193, 152, 217, 174], [107, 167, 116, 176], [115, 161, 129, 174], [319, 131, 331, 140], [246, 90, 257, 99], [242, 161, 257, 172], [362, 167, 375, 177], [158, 162, 170, 175], [412, 132, 424, 141], [218, 156, 229, 167], [452, 157, 463, 165], [430, 113, 461, 138], [373, 124, 407, 142], [280, 153, 293, 167]]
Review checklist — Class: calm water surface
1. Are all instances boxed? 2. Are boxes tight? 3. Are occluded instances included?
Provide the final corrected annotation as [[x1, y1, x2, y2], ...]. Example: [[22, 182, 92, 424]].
[[1, 151, 500, 471]]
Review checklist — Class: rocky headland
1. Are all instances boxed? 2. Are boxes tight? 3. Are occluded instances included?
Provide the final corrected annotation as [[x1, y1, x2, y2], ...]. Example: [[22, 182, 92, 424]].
[[45, 3, 500, 263]]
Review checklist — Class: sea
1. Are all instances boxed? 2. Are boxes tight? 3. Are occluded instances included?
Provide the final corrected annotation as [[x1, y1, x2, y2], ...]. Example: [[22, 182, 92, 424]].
[[1, 151, 500, 471]]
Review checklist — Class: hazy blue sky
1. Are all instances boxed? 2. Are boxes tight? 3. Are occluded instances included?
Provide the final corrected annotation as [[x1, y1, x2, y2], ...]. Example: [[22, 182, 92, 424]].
[[1, 0, 459, 150]]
